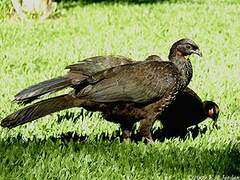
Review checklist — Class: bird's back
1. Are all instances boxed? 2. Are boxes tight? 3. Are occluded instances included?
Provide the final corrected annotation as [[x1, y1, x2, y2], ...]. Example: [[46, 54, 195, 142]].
[[160, 87, 205, 130], [66, 55, 134, 75]]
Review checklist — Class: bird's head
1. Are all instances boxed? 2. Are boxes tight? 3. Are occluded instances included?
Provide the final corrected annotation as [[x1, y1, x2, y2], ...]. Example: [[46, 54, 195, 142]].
[[168, 38, 202, 60], [203, 101, 220, 122]]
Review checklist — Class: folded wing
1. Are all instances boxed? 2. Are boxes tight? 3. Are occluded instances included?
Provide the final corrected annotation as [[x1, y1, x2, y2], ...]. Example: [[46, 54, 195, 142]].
[[78, 61, 180, 104]]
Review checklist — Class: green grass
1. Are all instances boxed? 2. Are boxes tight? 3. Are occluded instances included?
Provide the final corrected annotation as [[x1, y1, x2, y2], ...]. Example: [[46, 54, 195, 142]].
[[0, 0, 240, 179]]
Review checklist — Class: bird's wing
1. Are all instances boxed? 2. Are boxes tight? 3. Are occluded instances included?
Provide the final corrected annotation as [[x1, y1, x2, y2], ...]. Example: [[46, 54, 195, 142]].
[[66, 55, 134, 75], [78, 61, 180, 104]]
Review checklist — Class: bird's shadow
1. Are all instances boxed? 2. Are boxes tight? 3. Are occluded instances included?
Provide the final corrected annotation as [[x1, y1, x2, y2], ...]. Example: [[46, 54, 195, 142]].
[[1, 124, 214, 146], [55, 110, 214, 143], [1, 124, 239, 176], [48, 124, 211, 143]]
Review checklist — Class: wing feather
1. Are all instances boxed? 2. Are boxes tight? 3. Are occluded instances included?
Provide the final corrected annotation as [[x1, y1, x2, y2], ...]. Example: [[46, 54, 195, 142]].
[[78, 61, 180, 104]]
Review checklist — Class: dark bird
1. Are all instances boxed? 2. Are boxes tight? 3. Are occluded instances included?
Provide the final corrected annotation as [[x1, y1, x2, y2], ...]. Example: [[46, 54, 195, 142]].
[[1, 38, 202, 142], [158, 87, 219, 138]]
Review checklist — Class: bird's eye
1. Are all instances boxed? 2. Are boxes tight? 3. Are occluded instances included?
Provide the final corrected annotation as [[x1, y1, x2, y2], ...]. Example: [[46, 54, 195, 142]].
[[186, 45, 191, 49]]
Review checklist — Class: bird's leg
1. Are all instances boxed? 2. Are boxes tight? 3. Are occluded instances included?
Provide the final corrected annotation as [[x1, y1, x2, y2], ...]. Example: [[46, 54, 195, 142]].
[[139, 118, 155, 143], [123, 130, 131, 144], [120, 123, 134, 143], [139, 91, 178, 143]]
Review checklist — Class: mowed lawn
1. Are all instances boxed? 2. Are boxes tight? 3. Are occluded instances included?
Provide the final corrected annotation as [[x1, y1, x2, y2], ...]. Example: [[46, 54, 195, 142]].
[[0, 0, 240, 179]]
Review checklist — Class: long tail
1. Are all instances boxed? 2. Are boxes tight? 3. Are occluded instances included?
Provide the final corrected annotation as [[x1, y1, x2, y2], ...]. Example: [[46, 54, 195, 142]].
[[1, 94, 83, 128], [14, 76, 72, 104]]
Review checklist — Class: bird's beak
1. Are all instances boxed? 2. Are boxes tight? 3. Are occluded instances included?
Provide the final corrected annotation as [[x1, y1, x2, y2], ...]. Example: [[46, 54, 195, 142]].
[[191, 49, 202, 57]]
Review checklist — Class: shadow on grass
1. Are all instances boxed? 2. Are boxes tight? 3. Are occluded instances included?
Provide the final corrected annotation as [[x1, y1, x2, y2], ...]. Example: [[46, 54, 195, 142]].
[[50, 125, 210, 143], [55, 110, 215, 143], [1, 124, 212, 144], [58, 112, 216, 143], [56, 0, 190, 11], [0, 128, 239, 177], [56, 0, 175, 5]]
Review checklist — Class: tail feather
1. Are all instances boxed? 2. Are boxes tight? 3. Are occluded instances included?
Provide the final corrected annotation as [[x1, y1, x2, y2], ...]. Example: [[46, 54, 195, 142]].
[[1, 94, 82, 128], [14, 76, 72, 103]]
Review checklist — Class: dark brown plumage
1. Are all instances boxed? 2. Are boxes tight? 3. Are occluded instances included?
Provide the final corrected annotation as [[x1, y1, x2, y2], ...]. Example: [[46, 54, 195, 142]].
[[14, 55, 134, 104], [159, 87, 219, 137], [1, 38, 202, 141]]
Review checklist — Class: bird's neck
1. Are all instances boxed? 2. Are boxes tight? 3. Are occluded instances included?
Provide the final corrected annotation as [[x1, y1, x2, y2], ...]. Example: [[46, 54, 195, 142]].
[[170, 55, 193, 88]]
